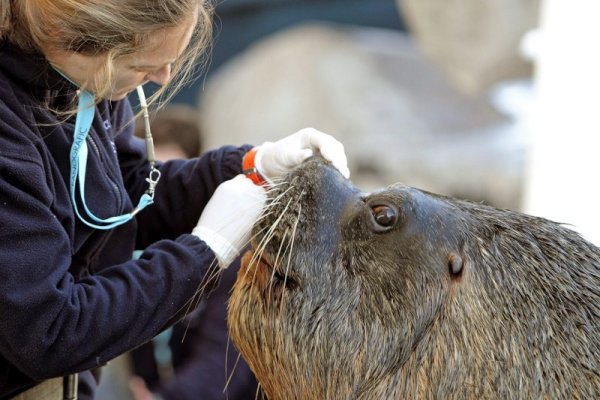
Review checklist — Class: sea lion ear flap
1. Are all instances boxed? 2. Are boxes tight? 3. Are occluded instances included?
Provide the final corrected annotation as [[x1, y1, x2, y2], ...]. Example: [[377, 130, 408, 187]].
[[447, 252, 464, 279]]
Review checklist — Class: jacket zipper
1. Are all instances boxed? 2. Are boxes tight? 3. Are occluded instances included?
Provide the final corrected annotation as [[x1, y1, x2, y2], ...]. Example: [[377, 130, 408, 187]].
[[86, 133, 123, 210], [85, 131, 126, 272]]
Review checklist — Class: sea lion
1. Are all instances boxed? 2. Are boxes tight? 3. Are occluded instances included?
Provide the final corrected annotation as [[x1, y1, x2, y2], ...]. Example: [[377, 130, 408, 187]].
[[228, 156, 599, 399]]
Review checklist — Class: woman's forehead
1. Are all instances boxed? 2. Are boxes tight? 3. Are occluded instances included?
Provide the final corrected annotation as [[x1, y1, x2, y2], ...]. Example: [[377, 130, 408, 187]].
[[131, 17, 197, 66]]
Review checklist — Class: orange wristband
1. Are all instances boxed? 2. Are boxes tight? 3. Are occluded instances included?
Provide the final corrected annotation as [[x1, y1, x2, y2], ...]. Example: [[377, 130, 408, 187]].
[[242, 147, 266, 185]]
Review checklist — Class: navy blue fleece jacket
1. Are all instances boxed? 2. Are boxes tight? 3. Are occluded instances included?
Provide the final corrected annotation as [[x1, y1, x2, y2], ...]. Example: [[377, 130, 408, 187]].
[[0, 41, 251, 398]]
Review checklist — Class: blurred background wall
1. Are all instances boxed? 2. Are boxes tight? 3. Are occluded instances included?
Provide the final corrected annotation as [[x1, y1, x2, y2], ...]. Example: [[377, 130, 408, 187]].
[[165, 0, 407, 106], [522, 0, 600, 245], [192, 0, 539, 212]]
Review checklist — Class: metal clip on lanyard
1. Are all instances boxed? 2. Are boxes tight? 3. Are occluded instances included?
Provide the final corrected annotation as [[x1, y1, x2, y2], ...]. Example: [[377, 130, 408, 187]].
[[70, 85, 160, 229], [133, 86, 162, 215], [63, 373, 78, 400]]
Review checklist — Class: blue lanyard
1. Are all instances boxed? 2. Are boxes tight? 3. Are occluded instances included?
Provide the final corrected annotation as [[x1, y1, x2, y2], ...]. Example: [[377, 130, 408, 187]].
[[70, 88, 160, 230]]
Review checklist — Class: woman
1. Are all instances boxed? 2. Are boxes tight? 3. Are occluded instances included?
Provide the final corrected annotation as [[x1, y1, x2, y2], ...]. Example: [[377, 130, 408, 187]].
[[0, 1, 349, 399]]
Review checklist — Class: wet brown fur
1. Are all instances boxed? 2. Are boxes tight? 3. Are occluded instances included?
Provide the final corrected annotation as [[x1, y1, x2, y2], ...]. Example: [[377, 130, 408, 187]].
[[228, 157, 600, 399]]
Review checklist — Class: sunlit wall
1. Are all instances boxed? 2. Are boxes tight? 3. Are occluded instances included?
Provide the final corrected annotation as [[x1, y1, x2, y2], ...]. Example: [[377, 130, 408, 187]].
[[523, 0, 600, 245]]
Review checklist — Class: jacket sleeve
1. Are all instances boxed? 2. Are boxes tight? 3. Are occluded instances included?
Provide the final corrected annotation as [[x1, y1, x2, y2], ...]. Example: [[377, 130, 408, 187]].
[[0, 107, 221, 382]]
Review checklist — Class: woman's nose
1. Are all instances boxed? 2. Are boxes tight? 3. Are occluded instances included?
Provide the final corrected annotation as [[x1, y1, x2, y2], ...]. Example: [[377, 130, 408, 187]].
[[146, 64, 171, 86]]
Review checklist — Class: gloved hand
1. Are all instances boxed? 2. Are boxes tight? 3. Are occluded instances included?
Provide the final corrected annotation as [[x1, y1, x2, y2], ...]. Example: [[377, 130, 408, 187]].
[[192, 175, 267, 268], [255, 127, 350, 182]]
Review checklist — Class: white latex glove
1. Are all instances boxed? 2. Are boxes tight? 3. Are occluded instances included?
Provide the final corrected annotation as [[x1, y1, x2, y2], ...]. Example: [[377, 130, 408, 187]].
[[192, 175, 266, 268], [255, 127, 350, 182]]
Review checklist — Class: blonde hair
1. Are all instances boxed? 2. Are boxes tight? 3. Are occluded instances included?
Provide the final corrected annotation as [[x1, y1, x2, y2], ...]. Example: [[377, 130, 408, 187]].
[[0, 0, 213, 108]]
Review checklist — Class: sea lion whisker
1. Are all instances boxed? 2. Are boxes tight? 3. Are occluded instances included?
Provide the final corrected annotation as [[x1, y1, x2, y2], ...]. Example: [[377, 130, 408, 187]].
[[244, 195, 297, 287], [223, 337, 246, 394], [253, 207, 284, 226], [242, 231, 276, 287], [238, 233, 269, 286], [257, 196, 296, 251], [265, 226, 291, 298], [244, 241, 269, 286], [190, 257, 222, 302], [255, 196, 300, 298], [262, 185, 296, 213], [277, 202, 302, 315], [264, 199, 302, 295], [252, 189, 295, 230], [178, 257, 222, 340], [186, 256, 220, 307], [199, 205, 288, 295], [265, 176, 294, 191]]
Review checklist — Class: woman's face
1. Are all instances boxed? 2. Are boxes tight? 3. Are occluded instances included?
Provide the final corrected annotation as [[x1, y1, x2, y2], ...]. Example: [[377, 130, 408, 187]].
[[43, 16, 197, 100]]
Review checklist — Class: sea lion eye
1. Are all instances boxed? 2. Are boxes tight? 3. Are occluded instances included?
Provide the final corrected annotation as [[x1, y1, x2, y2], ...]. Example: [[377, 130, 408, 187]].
[[370, 204, 398, 231]]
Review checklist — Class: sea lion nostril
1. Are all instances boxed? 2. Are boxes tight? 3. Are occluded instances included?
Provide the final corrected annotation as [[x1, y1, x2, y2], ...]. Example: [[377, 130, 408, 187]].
[[371, 205, 397, 228]]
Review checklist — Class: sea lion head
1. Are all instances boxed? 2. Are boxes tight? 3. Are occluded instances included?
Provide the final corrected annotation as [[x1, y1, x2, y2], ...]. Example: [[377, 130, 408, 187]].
[[228, 156, 600, 399]]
